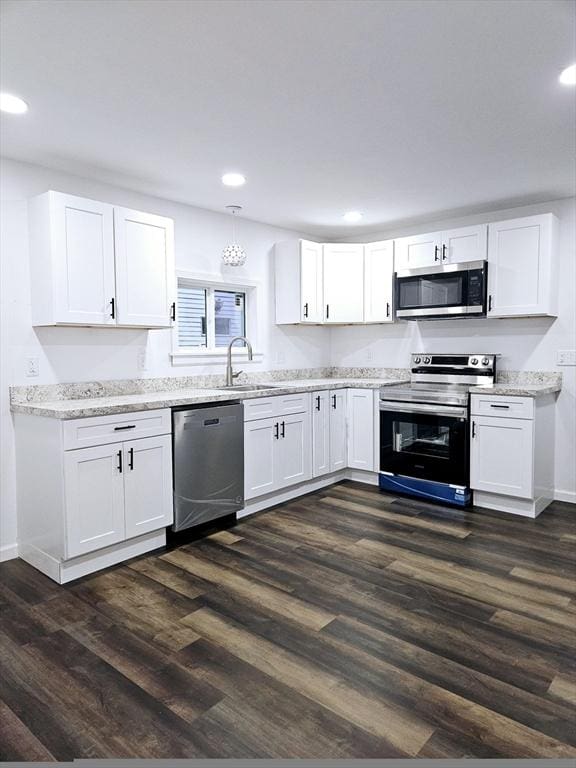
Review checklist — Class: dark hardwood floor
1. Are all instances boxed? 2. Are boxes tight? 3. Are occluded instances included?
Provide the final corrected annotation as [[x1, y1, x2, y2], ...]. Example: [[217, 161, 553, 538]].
[[1, 481, 575, 760]]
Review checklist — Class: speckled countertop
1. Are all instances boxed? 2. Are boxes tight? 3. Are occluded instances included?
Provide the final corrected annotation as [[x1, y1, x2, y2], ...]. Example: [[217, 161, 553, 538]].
[[9, 368, 562, 420]]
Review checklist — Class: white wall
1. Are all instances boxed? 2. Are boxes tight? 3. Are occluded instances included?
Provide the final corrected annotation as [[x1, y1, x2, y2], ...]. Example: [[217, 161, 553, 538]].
[[0, 157, 329, 557], [330, 197, 576, 501]]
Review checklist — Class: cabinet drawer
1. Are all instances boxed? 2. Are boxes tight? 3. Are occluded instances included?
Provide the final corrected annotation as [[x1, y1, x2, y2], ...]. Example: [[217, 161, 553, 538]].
[[63, 409, 172, 450], [243, 393, 311, 421], [471, 395, 534, 420]]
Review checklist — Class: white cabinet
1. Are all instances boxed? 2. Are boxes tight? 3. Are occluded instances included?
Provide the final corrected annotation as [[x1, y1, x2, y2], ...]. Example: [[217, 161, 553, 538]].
[[470, 394, 555, 518], [395, 225, 487, 270], [28, 191, 175, 328], [275, 239, 323, 324], [487, 214, 558, 317], [124, 435, 173, 539], [329, 390, 347, 472], [347, 389, 375, 471], [364, 240, 394, 323], [64, 443, 126, 558], [323, 244, 364, 323], [114, 207, 175, 327], [244, 396, 312, 499], [312, 391, 330, 477]]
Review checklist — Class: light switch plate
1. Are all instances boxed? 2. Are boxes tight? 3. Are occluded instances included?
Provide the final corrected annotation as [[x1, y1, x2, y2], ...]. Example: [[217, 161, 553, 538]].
[[557, 350, 576, 366], [25, 356, 39, 377]]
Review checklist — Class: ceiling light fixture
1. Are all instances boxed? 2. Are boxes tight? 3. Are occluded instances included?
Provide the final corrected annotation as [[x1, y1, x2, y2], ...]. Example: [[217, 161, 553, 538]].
[[343, 211, 363, 223], [559, 64, 576, 85], [222, 205, 247, 266], [0, 92, 28, 114], [222, 172, 246, 187]]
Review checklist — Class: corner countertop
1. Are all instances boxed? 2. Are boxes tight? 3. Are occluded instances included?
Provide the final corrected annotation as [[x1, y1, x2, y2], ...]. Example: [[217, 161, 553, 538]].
[[468, 383, 562, 398], [10, 377, 408, 420]]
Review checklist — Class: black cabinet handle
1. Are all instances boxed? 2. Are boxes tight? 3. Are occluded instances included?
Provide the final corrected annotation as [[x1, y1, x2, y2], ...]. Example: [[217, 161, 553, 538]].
[[128, 447, 134, 470], [280, 421, 285, 438], [110, 297, 115, 318], [117, 449, 123, 473], [274, 422, 279, 439], [303, 302, 308, 318], [332, 394, 337, 409], [315, 395, 321, 411], [114, 425, 136, 431], [488, 294, 493, 312], [434, 245, 439, 262], [490, 404, 510, 409], [386, 302, 390, 318], [472, 422, 476, 438], [326, 304, 330, 320], [170, 302, 176, 322], [442, 244, 447, 261]]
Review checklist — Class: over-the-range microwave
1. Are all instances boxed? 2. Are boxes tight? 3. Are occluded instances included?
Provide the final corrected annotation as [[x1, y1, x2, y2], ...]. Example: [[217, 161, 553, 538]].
[[395, 260, 487, 320]]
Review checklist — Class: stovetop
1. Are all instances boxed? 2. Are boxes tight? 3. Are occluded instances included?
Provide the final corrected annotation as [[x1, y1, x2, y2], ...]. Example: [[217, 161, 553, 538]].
[[380, 382, 478, 407]]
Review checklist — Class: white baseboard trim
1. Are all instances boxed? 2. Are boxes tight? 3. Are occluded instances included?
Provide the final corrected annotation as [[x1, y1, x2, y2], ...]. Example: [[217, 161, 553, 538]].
[[0, 543, 18, 562], [554, 489, 576, 504]]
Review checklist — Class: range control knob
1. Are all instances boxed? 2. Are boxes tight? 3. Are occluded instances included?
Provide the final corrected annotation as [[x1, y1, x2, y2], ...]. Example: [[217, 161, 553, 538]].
[[481, 357, 490, 366], [414, 356, 421, 364], [470, 357, 478, 365], [423, 356, 431, 364]]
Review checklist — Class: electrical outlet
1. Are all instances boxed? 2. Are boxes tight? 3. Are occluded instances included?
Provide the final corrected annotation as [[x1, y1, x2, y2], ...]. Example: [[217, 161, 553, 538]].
[[137, 349, 148, 371], [25, 356, 39, 377], [557, 350, 576, 366]]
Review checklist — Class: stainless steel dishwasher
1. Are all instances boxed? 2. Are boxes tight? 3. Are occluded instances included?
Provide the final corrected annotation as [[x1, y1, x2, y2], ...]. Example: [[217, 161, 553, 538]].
[[172, 402, 244, 531]]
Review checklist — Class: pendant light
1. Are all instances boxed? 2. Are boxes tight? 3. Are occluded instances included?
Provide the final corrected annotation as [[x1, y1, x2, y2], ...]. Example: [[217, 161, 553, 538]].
[[222, 205, 246, 266]]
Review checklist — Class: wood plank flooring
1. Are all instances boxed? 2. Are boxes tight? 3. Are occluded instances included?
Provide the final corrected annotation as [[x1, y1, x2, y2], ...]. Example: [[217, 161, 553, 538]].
[[1, 481, 575, 760]]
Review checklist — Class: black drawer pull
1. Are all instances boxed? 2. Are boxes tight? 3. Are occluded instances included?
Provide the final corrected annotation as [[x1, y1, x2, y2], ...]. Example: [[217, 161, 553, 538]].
[[332, 394, 337, 409], [280, 421, 286, 438], [117, 449, 123, 473], [128, 447, 134, 471], [303, 302, 309, 318], [274, 422, 279, 439], [490, 404, 510, 409], [110, 297, 115, 318], [472, 422, 476, 438], [434, 245, 439, 262], [170, 302, 176, 321], [386, 302, 390, 317], [114, 425, 136, 431], [315, 395, 321, 411]]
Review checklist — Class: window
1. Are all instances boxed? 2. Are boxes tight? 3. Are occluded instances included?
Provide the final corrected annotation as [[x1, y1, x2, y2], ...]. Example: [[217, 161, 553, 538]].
[[176, 279, 249, 351]]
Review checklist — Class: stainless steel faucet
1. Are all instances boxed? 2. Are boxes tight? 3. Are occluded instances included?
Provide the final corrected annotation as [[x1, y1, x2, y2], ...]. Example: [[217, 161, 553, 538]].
[[225, 336, 253, 386]]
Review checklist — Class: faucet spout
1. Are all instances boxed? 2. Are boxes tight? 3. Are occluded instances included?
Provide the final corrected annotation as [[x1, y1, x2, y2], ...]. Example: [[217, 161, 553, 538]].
[[226, 336, 253, 386]]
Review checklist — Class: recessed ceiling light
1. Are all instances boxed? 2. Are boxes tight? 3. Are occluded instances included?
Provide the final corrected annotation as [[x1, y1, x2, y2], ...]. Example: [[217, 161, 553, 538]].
[[222, 173, 246, 187], [559, 64, 576, 86], [343, 211, 363, 223], [0, 92, 28, 114]]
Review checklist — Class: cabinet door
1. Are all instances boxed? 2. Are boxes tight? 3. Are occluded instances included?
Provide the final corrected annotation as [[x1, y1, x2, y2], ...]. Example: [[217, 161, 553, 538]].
[[470, 416, 534, 498], [50, 192, 116, 325], [329, 390, 347, 472], [323, 244, 364, 323], [64, 444, 125, 558], [312, 391, 330, 477], [124, 436, 173, 539], [300, 240, 323, 323], [244, 418, 277, 499], [487, 214, 557, 317], [443, 225, 487, 264], [394, 232, 442, 270], [364, 241, 394, 322], [276, 412, 312, 490], [114, 207, 175, 327], [347, 389, 375, 471]]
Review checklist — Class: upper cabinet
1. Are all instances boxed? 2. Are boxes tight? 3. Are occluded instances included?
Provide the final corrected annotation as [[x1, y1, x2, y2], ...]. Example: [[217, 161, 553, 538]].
[[487, 213, 558, 318], [28, 191, 175, 328], [323, 243, 364, 323], [275, 239, 323, 324], [364, 240, 394, 323], [395, 224, 487, 270]]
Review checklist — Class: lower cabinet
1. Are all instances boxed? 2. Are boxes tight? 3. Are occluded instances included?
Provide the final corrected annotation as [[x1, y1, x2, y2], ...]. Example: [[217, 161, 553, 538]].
[[64, 434, 173, 558], [312, 390, 346, 477], [470, 415, 534, 498], [347, 389, 375, 471], [244, 397, 312, 499]]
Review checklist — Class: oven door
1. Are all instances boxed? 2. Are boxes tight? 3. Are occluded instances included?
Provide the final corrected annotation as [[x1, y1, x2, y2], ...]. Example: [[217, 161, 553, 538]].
[[379, 401, 469, 485], [395, 262, 485, 318]]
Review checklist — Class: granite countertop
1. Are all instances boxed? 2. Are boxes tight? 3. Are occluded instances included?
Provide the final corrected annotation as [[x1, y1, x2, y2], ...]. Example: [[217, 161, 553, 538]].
[[468, 383, 562, 398], [10, 378, 409, 420]]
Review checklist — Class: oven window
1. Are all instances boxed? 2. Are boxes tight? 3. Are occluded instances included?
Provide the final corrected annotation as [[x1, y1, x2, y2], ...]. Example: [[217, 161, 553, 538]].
[[398, 273, 465, 309], [393, 420, 451, 460]]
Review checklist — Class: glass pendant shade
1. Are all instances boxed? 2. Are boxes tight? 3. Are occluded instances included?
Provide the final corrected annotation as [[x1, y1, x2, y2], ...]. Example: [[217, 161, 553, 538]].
[[222, 205, 246, 266]]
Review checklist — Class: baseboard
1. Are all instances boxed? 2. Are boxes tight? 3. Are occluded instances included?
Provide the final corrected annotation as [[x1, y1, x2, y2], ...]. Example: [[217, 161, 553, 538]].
[[0, 543, 18, 562], [554, 489, 576, 504]]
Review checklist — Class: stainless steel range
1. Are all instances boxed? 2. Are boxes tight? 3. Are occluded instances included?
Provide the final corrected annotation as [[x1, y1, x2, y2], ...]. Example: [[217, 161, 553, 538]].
[[379, 353, 496, 506]]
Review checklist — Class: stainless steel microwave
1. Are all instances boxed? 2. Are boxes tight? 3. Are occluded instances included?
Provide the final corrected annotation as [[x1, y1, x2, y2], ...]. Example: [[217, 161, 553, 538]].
[[395, 260, 487, 320]]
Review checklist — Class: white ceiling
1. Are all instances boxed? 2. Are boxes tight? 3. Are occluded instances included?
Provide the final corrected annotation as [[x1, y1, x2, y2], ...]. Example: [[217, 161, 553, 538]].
[[1, 0, 575, 237]]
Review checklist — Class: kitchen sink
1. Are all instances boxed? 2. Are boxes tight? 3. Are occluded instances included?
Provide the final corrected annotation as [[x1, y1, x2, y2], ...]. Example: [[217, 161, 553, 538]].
[[221, 383, 282, 392]]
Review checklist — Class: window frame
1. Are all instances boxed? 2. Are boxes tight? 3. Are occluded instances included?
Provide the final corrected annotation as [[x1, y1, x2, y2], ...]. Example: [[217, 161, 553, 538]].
[[171, 270, 262, 366]]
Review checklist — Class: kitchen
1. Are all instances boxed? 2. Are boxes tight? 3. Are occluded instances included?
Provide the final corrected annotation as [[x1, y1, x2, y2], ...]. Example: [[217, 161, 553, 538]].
[[1, 0, 575, 763]]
